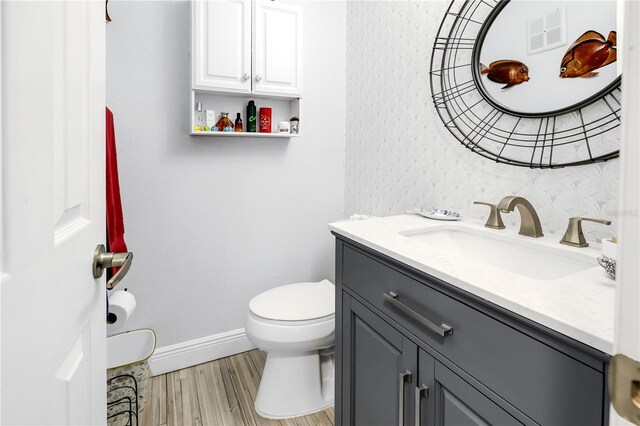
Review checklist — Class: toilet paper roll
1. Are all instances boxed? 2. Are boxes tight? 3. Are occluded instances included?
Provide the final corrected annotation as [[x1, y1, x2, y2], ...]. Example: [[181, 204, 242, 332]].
[[107, 290, 136, 332]]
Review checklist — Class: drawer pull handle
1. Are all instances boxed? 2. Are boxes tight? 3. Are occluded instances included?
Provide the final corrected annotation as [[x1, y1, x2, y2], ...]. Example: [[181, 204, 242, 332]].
[[383, 291, 453, 337], [399, 370, 412, 426]]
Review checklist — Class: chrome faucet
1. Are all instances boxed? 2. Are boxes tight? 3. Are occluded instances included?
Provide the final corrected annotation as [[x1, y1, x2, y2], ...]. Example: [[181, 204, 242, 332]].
[[497, 196, 544, 238]]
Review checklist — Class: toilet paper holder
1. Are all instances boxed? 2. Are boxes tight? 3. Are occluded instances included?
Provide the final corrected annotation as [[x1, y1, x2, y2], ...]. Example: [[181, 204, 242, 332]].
[[92, 244, 133, 290]]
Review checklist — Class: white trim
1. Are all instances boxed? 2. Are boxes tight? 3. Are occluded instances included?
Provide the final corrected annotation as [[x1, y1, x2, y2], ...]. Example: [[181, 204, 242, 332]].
[[610, 2, 639, 424], [149, 328, 256, 376]]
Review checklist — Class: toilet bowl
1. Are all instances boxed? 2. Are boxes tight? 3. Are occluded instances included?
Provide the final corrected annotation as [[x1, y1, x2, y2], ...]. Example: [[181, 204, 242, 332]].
[[245, 280, 335, 419]]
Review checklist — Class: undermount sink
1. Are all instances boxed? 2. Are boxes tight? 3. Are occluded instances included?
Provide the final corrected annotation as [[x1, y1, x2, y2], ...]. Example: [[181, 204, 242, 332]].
[[400, 226, 597, 280]]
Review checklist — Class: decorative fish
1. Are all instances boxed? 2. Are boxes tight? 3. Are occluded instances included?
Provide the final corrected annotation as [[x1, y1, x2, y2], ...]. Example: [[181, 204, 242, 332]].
[[480, 60, 530, 89], [560, 31, 616, 78]]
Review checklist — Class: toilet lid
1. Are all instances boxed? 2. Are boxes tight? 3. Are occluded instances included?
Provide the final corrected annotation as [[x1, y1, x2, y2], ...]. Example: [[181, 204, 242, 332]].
[[249, 280, 335, 321]]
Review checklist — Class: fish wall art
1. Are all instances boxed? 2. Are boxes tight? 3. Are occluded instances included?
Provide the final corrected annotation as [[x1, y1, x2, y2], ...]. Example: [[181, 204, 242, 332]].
[[480, 60, 530, 89], [560, 30, 617, 78]]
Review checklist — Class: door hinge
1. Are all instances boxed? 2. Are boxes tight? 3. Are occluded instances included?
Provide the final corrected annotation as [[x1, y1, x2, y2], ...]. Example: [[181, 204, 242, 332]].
[[609, 353, 640, 425]]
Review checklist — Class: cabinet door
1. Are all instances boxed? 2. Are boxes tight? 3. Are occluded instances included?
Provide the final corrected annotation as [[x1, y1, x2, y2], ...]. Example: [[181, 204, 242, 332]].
[[432, 361, 522, 426], [192, 0, 251, 93], [341, 295, 417, 426], [252, 0, 303, 96]]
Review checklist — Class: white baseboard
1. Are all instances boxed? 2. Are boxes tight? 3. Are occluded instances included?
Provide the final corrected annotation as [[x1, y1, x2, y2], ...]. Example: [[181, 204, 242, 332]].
[[149, 328, 256, 376]]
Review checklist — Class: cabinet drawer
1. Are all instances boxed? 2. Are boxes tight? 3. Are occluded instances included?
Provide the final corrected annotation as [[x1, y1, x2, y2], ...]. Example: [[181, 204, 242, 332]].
[[341, 244, 604, 425]]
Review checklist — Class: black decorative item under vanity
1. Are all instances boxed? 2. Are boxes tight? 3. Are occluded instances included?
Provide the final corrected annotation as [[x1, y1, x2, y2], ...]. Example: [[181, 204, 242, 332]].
[[107, 373, 139, 426], [430, 0, 621, 168]]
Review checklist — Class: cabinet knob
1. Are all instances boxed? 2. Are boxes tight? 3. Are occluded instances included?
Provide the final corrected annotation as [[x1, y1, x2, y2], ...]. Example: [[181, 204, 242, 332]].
[[255, 74, 262, 82], [242, 73, 250, 81]]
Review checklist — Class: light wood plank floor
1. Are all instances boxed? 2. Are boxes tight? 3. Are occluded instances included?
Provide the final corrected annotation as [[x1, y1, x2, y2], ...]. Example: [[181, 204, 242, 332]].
[[140, 350, 335, 426]]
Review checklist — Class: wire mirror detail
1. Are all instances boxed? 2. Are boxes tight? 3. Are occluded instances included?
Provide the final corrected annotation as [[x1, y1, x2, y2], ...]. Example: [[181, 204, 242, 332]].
[[430, 0, 621, 168]]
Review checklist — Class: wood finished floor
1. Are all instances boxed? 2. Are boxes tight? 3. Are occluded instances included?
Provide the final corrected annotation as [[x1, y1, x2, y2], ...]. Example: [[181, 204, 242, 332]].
[[140, 349, 335, 426]]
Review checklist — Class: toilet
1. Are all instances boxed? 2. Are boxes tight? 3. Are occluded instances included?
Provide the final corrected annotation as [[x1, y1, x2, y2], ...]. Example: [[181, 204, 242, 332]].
[[245, 279, 335, 419]]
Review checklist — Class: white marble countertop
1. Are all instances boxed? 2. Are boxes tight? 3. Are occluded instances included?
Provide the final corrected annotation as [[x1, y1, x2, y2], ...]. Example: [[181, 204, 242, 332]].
[[329, 215, 616, 354]]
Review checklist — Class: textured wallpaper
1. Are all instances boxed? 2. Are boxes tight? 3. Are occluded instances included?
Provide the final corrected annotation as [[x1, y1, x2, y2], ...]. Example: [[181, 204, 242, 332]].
[[345, 1, 620, 242]]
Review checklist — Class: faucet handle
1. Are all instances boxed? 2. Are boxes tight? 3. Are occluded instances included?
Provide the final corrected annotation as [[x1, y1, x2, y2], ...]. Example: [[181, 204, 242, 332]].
[[474, 201, 505, 230], [560, 217, 612, 248]]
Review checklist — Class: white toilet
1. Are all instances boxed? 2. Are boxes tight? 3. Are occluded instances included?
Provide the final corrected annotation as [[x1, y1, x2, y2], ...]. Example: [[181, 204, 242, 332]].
[[245, 279, 335, 419]]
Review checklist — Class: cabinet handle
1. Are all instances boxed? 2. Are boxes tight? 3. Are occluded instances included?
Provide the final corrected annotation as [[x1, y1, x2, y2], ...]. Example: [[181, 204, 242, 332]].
[[414, 384, 429, 426], [255, 74, 262, 81], [399, 370, 412, 426], [242, 72, 250, 80], [383, 291, 453, 337]]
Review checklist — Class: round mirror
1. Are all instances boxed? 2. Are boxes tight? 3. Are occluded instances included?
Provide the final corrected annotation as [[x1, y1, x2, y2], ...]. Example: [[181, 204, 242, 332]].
[[430, 0, 621, 168], [474, 0, 619, 116]]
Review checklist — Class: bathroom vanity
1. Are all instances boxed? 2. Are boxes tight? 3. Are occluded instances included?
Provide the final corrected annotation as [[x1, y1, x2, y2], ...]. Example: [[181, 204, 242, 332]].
[[330, 216, 614, 425]]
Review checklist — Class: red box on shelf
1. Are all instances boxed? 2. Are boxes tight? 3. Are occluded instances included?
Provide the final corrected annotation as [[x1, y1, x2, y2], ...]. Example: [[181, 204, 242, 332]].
[[259, 107, 272, 133]]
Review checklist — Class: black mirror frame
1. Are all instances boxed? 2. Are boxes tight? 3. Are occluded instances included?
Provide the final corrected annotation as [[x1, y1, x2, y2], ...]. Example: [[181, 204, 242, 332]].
[[430, 0, 621, 168]]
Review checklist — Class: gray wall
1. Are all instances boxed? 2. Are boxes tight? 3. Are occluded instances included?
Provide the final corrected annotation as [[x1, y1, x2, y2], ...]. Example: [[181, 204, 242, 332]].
[[345, 1, 619, 242], [107, 1, 346, 347]]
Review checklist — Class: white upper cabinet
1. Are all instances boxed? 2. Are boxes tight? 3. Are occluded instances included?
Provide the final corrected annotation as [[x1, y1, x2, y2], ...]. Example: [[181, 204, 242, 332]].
[[192, 0, 302, 98], [252, 1, 303, 97], [192, 0, 252, 93]]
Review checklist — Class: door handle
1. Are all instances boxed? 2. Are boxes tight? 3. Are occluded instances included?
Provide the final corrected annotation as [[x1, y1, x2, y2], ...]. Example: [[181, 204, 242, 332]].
[[92, 244, 133, 290], [609, 353, 640, 424], [414, 384, 429, 426], [399, 370, 412, 426], [383, 292, 453, 337]]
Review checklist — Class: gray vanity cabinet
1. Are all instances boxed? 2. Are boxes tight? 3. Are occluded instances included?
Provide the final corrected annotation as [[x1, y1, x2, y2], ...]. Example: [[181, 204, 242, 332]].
[[342, 294, 521, 426], [425, 353, 521, 426], [334, 236, 610, 426], [342, 294, 417, 425]]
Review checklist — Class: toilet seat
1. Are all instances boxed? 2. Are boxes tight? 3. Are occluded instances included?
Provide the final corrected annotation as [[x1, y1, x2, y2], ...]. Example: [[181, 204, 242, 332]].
[[249, 279, 334, 322], [248, 311, 334, 326]]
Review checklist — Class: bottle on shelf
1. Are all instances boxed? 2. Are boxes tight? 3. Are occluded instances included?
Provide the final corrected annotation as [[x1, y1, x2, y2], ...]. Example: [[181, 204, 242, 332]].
[[194, 102, 205, 131], [234, 113, 243, 132], [216, 112, 234, 132], [246, 100, 257, 132]]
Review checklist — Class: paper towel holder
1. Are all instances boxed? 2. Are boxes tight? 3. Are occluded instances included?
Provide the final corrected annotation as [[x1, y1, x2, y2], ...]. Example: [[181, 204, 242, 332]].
[[93, 244, 133, 290]]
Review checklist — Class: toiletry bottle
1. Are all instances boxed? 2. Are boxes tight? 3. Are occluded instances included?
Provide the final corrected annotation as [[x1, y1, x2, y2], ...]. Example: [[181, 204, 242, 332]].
[[216, 112, 234, 132], [234, 113, 243, 132], [194, 102, 205, 131], [247, 100, 257, 132]]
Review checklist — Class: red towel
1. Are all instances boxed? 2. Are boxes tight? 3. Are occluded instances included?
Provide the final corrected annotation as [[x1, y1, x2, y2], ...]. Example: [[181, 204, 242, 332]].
[[106, 107, 128, 271]]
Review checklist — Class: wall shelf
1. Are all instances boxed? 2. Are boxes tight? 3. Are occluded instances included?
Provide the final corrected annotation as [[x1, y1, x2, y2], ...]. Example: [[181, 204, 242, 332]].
[[190, 91, 301, 138], [190, 131, 300, 138]]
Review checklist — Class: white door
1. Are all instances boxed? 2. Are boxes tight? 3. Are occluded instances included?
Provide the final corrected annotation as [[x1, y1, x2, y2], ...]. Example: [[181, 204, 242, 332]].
[[609, 1, 640, 425], [1, 1, 107, 424], [192, 0, 252, 93], [253, 0, 302, 97]]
